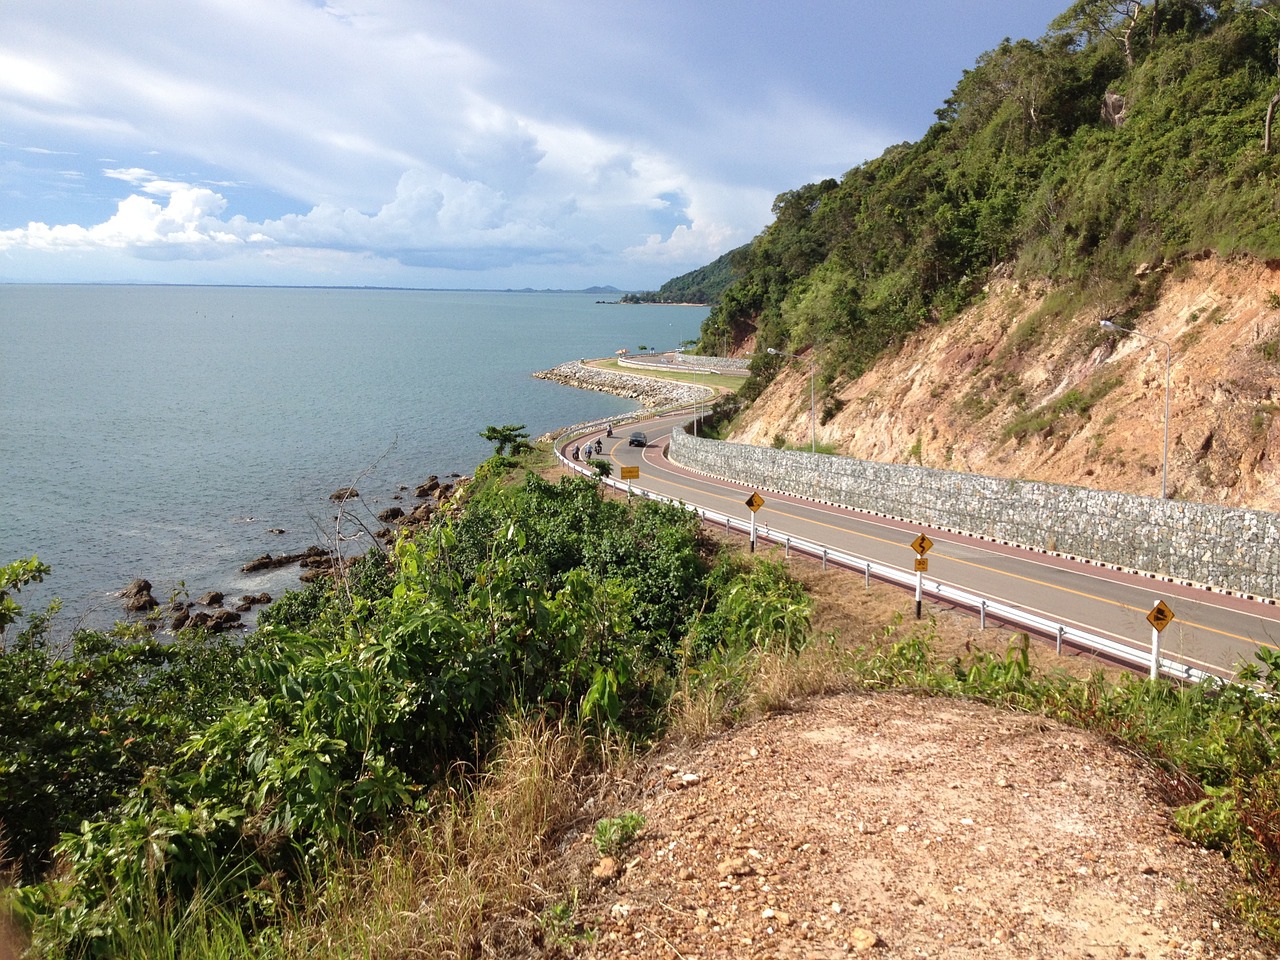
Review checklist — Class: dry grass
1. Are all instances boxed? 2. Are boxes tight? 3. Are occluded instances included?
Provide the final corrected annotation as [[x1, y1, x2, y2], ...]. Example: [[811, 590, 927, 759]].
[[280, 714, 620, 959]]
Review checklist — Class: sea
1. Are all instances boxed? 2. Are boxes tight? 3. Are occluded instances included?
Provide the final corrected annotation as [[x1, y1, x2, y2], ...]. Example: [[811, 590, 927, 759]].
[[0, 285, 709, 635]]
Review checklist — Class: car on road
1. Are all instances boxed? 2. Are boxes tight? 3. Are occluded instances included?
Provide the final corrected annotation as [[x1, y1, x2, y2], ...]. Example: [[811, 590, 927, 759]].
[[628, 431, 647, 447]]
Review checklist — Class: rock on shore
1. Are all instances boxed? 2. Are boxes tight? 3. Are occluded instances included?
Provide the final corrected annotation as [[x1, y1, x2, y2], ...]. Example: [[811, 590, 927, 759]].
[[533, 361, 713, 408]]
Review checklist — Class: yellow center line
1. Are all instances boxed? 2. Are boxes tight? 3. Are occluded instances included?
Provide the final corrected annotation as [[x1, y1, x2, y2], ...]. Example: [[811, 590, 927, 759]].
[[632, 458, 1276, 654]]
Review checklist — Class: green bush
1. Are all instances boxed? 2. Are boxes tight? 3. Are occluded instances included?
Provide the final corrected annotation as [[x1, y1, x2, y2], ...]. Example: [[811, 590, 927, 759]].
[[1, 472, 768, 954]]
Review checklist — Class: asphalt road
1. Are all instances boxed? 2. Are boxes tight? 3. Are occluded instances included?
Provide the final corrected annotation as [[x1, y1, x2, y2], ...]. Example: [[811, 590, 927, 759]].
[[565, 413, 1280, 682]]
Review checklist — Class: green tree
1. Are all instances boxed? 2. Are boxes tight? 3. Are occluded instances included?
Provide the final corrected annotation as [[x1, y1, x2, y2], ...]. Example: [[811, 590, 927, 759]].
[[479, 423, 532, 457]]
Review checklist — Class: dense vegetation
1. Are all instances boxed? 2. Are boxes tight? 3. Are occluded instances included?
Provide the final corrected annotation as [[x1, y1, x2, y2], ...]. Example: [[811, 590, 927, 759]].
[[619, 246, 743, 305], [0, 460, 813, 958], [698, 0, 1280, 396], [7, 448, 1280, 951]]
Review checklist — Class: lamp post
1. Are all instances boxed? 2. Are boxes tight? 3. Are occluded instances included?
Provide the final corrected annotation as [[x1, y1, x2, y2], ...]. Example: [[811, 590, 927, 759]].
[[1100, 320, 1171, 499], [766, 347, 815, 453]]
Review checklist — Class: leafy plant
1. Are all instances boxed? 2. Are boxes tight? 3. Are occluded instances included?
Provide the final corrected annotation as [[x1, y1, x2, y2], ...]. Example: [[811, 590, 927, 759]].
[[592, 812, 645, 857]]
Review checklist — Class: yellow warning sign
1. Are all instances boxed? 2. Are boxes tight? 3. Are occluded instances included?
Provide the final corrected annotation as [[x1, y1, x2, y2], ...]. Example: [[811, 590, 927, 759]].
[[911, 533, 934, 556], [1147, 600, 1175, 633], [745, 492, 765, 513], [619, 465, 639, 480], [914, 557, 929, 573]]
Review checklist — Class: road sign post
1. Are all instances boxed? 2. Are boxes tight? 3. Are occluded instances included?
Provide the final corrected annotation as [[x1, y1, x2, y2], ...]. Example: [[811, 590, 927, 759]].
[[910, 533, 933, 619], [745, 492, 764, 554], [1146, 600, 1175, 680], [619, 464, 639, 497]]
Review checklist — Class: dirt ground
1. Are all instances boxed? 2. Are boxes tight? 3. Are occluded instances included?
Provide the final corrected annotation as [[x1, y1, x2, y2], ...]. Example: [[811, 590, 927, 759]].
[[549, 559, 1273, 959]]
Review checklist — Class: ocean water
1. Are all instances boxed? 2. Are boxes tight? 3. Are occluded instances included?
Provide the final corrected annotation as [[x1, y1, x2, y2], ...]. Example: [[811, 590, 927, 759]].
[[0, 285, 708, 632]]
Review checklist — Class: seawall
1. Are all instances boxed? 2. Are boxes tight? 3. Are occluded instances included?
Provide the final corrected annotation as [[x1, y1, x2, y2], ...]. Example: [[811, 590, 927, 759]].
[[534, 361, 714, 408]]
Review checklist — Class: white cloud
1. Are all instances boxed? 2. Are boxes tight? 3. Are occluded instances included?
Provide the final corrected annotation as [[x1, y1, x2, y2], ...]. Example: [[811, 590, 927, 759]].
[[3, 0, 1070, 286]]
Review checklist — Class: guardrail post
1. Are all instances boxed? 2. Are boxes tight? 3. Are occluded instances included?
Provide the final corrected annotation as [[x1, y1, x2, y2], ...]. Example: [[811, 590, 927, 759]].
[[821, 548, 828, 570], [784, 537, 790, 559], [979, 600, 986, 630], [864, 563, 870, 590], [1056, 625, 1064, 655]]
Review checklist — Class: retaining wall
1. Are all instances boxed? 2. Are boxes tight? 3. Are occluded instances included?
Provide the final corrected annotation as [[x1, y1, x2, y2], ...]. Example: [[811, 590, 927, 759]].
[[670, 430, 1280, 601], [673, 354, 751, 372]]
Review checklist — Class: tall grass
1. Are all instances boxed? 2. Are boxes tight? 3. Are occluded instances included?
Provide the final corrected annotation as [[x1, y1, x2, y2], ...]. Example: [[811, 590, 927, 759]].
[[275, 713, 611, 960]]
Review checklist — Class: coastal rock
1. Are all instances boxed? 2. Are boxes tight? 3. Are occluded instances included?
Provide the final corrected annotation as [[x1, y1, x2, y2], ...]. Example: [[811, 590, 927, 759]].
[[187, 608, 241, 633], [409, 502, 435, 523], [196, 591, 224, 607], [120, 578, 158, 612], [171, 607, 190, 631], [241, 545, 326, 573], [121, 578, 153, 599], [240, 593, 272, 605], [415, 477, 440, 498], [299, 555, 357, 584], [330, 487, 359, 502], [378, 506, 406, 522]]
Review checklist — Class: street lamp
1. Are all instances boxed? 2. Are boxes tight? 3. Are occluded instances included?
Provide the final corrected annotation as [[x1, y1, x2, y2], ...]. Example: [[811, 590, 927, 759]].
[[1100, 320, 1171, 499], [766, 347, 816, 453]]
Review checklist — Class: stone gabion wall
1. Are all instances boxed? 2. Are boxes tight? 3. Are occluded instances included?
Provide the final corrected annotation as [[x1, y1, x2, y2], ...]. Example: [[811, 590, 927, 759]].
[[670, 430, 1280, 600], [673, 354, 751, 372]]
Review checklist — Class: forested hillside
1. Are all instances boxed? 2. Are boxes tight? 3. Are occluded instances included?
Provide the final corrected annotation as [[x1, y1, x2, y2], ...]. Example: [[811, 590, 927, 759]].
[[620, 246, 743, 304], [699, 1, 1280, 387]]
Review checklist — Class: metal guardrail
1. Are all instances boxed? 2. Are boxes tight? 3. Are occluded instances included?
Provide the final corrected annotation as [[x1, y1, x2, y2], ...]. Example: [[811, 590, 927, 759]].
[[558, 440, 1217, 686]]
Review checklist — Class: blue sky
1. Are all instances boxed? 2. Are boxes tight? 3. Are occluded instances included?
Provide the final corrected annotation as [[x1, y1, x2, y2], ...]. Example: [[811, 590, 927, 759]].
[[1, 1, 1068, 290]]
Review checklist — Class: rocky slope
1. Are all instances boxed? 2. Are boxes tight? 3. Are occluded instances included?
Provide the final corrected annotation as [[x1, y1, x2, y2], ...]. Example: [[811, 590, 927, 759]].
[[735, 256, 1280, 513]]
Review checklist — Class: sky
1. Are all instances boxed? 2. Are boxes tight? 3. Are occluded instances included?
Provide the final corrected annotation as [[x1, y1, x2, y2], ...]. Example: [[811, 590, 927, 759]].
[[1, 1, 1069, 291]]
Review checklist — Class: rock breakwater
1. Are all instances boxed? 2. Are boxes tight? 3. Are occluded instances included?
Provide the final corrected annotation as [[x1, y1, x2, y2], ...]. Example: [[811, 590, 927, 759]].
[[533, 361, 713, 408]]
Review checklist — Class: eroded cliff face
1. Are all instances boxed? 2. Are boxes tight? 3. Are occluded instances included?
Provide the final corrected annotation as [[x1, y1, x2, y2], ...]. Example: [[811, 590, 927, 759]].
[[732, 256, 1280, 512]]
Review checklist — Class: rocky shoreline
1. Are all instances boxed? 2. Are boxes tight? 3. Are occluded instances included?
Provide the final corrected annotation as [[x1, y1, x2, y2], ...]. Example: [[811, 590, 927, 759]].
[[114, 361, 703, 634], [533, 360, 713, 409], [117, 473, 471, 634]]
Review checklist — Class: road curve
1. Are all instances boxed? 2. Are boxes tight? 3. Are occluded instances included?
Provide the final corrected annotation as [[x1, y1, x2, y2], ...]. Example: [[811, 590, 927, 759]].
[[560, 412, 1280, 682]]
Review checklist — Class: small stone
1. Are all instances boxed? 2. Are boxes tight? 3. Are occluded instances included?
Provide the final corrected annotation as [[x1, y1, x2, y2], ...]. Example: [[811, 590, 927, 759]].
[[849, 927, 879, 951], [717, 856, 752, 878], [609, 902, 633, 922], [593, 857, 619, 879]]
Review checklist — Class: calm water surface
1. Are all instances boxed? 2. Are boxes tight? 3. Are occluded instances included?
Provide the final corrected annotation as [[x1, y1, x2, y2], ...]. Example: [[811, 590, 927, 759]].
[[0, 285, 707, 630]]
